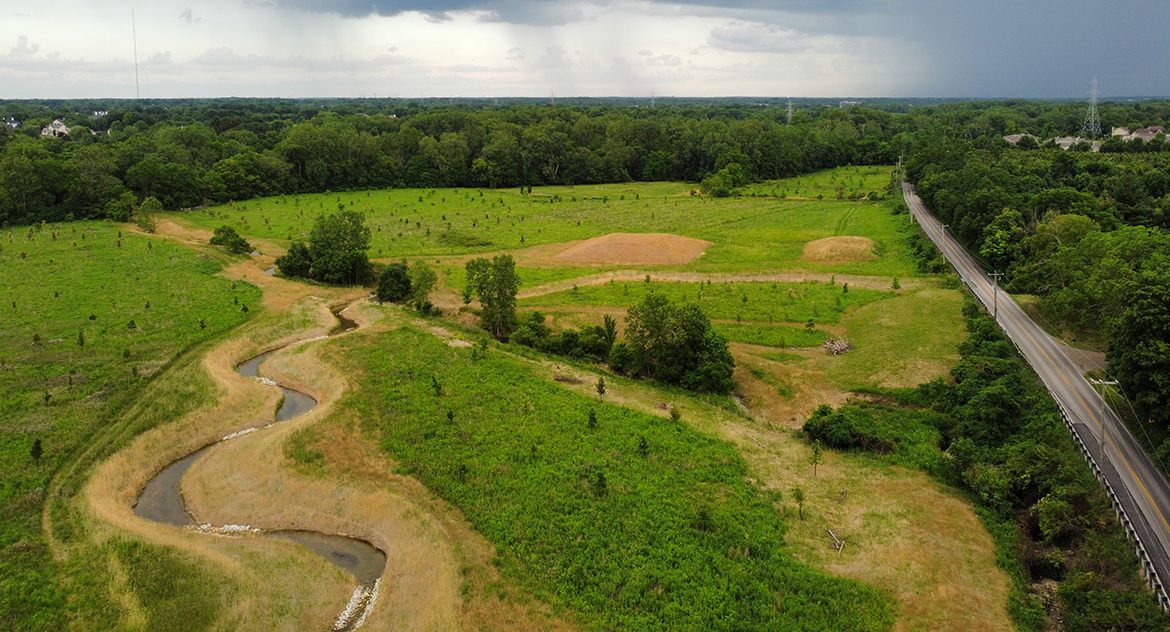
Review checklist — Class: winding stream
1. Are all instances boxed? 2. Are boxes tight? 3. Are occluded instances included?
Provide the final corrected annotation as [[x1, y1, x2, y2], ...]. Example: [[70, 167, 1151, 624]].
[[133, 306, 386, 631]]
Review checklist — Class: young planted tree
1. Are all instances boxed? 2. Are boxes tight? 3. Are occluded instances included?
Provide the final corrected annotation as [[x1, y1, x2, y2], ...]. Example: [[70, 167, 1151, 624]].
[[810, 440, 823, 476], [596, 376, 606, 400], [791, 486, 806, 519], [409, 261, 437, 313], [464, 254, 519, 339]]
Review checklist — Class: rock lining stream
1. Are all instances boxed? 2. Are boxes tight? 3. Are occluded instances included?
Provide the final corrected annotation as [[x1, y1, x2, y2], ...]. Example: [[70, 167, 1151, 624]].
[[133, 305, 385, 631]]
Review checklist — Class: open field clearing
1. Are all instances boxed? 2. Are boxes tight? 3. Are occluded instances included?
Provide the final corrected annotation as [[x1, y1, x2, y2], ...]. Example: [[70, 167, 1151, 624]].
[[174, 167, 919, 279]]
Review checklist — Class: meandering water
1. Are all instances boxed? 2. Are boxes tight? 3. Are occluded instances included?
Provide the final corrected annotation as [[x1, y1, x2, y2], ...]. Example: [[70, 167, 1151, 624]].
[[133, 306, 385, 631]]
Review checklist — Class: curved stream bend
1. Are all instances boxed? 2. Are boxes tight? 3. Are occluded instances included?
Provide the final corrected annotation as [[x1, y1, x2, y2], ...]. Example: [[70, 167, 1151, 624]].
[[133, 306, 385, 631]]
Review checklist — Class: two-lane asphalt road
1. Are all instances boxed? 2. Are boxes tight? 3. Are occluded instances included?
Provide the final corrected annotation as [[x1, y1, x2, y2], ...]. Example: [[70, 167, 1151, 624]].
[[904, 182, 1170, 607]]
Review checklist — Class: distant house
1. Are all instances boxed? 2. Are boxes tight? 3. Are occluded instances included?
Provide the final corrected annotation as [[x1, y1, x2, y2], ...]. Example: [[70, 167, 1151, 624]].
[[1130, 125, 1166, 142], [839, 100, 861, 108], [1109, 125, 1168, 143], [41, 119, 71, 138], [91, 110, 108, 118], [2, 116, 18, 129], [1003, 133, 1039, 145], [1051, 136, 1102, 152]]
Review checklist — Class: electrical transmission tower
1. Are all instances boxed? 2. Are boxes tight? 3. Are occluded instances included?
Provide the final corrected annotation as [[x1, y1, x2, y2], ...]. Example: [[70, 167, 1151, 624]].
[[1082, 78, 1102, 139], [786, 98, 794, 125]]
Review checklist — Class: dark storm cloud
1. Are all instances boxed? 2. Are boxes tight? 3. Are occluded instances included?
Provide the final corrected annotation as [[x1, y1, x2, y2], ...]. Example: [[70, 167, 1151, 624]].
[[270, 0, 1170, 96]]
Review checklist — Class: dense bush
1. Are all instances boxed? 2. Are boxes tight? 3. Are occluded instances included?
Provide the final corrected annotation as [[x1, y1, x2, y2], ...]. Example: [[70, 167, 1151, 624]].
[[208, 225, 252, 254], [512, 312, 616, 360], [275, 211, 371, 284], [375, 262, 411, 302]]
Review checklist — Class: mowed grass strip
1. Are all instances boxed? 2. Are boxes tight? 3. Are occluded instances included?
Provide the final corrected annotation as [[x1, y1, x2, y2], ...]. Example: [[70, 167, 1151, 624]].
[[521, 280, 888, 325], [333, 326, 894, 631], [0, 222, 259, 630], [175, 167, 920, 278]]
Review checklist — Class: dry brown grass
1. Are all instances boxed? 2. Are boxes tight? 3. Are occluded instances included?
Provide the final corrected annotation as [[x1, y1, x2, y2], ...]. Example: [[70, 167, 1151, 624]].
[[81, 215, 576, 631], [801, 236, 878, 263], [551, 232, 711, 265], [508, 332, 1012, 632]]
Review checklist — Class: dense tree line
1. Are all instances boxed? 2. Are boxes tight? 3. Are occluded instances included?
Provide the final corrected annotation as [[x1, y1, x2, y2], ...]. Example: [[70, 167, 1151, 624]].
[[0, 100, 904, 225]]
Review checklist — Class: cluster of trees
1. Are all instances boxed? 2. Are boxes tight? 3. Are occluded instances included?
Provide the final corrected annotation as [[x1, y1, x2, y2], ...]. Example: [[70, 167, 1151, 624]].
[[908, 138, 1170, 428], [375, 260, 437, 313], [275, 210, 372, 284], [0, 100, 905, 225], [512, 294, 734, 394], [804, 303, 1169, 630], [513, 313, 618, 361], [610, 294, 735, 394]]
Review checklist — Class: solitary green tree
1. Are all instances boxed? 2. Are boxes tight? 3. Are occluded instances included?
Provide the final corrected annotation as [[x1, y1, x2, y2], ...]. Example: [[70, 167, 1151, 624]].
[[465, 254, 519, 339], [791, 486, 806, 519], [596, 376, 606, 400], [810, 440, 823, 476], [409, 261, 437, 313], [310, 211, 371, 284]]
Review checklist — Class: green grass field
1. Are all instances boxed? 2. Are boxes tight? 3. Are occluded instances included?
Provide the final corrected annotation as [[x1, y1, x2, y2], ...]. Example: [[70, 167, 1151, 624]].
[[520, 280, 889, 327], [0, 222, 258, 630], [328, 325, 895, 631], [175, 167, 919, 278]]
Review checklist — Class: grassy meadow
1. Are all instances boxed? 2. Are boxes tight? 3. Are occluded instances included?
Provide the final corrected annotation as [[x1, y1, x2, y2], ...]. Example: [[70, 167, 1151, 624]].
[[0, 222, 258, 630], [327, 325, 895, 631], [175, 166, 919, 278]]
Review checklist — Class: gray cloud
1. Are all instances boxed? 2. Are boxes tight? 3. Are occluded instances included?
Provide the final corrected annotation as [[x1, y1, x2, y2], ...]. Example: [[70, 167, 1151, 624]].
[[179, 8, 201, 23], [708, 22, 811, 53]]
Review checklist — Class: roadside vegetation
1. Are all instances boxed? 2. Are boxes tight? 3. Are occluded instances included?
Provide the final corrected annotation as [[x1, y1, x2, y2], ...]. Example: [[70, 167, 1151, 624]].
[[802, 300, 1170, 630]]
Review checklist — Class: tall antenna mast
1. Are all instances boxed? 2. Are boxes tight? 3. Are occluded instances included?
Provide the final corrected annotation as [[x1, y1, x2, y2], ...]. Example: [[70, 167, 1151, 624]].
[[786, 98, 794, 125], [1082, 78, 1101, 139], [131, 10, 141, 99], [651, 91, 656, 110]]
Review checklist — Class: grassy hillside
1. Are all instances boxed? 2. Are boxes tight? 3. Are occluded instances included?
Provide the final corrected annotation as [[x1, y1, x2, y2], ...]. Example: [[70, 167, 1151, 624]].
[[0, 222, 259, 630], [327, 325, 895, 631]]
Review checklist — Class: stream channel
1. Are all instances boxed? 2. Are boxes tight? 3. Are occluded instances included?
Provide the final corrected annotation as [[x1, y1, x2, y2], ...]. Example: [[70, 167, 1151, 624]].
[[133, 307, 386, 631]]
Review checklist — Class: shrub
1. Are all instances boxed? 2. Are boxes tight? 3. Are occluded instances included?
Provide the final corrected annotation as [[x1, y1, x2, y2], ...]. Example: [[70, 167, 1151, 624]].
[[375, 262, 411, 302], [276, 241, 312, 278], [209, 225, 252, 255]]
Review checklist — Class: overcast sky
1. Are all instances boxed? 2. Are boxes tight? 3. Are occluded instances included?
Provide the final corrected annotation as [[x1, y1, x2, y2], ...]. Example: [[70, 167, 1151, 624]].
[[2, 0, 1168, 99]]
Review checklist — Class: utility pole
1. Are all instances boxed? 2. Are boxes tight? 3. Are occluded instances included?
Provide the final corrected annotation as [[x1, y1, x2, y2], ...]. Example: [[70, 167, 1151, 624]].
[[990, 271, 1003, 320], [1089, 378, 1120, 463], [131, 10, 140, 99]]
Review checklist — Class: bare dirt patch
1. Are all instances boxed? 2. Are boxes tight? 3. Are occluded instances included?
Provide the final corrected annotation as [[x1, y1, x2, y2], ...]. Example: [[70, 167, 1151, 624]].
[[552, 232, 710, 266], [801, 236, 878, 264]]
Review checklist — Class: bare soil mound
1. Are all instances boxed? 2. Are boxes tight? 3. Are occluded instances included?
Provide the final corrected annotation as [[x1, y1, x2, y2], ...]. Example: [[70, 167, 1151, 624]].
[[801, 236, 877, 263], [553, 232, 710, 265]]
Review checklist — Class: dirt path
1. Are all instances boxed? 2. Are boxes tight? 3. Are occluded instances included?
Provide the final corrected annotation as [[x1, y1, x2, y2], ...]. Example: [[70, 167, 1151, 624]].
[[518, 269, 925, 299], [76, 221, 573, 631]]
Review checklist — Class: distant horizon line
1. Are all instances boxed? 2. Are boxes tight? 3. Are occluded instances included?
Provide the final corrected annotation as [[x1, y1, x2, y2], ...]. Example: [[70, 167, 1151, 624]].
[[4, 95, 1170, 102]]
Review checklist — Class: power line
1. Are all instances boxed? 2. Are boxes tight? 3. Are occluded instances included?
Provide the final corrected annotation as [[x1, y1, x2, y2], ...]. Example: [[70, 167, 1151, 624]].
[[1082, 78, 1101, 139]]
